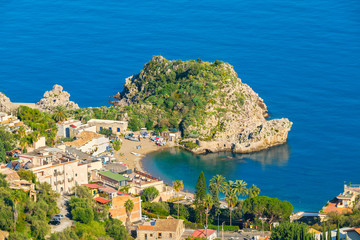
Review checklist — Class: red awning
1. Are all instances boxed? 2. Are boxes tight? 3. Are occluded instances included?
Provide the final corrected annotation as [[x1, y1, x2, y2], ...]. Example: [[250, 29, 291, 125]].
[[70, 124, 77, 128], [94, 197, 111, 204]]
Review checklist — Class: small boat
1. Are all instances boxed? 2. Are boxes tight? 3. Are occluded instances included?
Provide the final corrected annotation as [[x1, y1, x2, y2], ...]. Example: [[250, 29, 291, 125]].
[[131, 152, 143, 156]]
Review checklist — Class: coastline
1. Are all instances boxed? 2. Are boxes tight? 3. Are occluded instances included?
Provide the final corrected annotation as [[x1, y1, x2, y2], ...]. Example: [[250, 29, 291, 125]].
[[114, 137, 174, 174]]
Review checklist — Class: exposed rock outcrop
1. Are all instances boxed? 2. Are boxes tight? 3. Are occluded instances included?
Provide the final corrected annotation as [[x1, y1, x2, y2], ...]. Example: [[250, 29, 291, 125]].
[[0, 92, 11, 104], [36, 84, 79, 111], [111, 56, 292, 154]]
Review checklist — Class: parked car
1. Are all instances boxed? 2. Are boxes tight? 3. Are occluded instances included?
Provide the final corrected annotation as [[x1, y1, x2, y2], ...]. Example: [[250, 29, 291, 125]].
[[53, 214, 64, 219], [49, 218, 61, 225]]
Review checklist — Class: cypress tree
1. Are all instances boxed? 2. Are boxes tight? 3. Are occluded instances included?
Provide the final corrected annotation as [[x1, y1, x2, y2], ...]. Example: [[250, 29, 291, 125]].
[[194, 171, 207, 225], [322, 225, 326, 240], [336, 224, 340, 240], [195, 171, 207, 201]]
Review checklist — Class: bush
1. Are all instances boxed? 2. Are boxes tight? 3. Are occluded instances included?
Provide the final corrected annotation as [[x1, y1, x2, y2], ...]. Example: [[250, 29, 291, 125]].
[[142, 187, 159, 202], [179, 141, 198, 149]]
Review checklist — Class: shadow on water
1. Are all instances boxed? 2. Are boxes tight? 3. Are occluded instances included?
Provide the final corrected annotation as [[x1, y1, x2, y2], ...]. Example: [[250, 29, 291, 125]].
[[143, 143, 290, 186]]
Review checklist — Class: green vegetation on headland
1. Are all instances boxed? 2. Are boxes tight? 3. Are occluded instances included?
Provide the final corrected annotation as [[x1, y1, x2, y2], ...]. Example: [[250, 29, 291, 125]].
[[110, 56, 242, 138]]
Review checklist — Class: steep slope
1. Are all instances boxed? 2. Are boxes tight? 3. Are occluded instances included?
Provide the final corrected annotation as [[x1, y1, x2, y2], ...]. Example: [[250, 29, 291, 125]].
[[111, 56, 292, 153]]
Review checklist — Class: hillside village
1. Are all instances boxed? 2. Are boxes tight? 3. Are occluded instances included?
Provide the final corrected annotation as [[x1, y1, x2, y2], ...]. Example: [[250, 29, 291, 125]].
[[0, 83, 360, 240]]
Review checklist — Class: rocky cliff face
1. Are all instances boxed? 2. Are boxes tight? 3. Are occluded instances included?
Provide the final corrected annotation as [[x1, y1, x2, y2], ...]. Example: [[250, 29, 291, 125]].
[[36, 84, 79, 111], [0, 92, 11, 104], [112, 56, 292, 154]]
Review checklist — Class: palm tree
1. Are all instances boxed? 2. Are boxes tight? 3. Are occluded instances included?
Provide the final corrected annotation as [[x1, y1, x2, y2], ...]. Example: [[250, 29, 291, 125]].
[[119, 184, 131, 194], [248, 184, 260, 198], [173, 180, 184, 219], [17, 126, 26, 139], [10, 191, 22, 231], [53, 106, 68, 123], [124, 199, 134, 232], [234, 180, 248, 200], [210, 174, 226, 195], [223, 180, 235, 195], [31, 131, 41, 144], [204, 194, 213, 235], [19, 137, 28, 151], [225, 189, 237, 226]]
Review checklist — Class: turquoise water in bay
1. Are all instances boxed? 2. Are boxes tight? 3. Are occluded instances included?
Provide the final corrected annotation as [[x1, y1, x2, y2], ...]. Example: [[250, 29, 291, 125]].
[[1, 0, 360, 211]]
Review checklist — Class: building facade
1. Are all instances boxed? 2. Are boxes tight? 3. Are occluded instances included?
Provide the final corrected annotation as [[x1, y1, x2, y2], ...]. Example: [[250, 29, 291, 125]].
[[137, 218, 185, 240], [109, 195, 142, 224], [87, 119, 128, 135], [31, 159, 88, 194]]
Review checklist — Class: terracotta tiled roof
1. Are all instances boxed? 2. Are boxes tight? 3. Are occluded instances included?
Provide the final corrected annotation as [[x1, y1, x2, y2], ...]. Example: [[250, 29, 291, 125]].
[[99, 186, 118, 194], [323, 202, 353, 214], [353, 228, 360, 235], [64, 131, 102, 147], [192, 229, 216, 237], [153, 219, 183, 232], [83, 184, 104, 189], [138, 225, 154, 231], [0, 168, 20, 181], [94, 197, 111, 204]]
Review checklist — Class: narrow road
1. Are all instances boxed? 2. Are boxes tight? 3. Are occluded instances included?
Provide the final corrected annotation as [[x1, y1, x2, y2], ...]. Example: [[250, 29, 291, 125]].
[[50, 195, 73, 233]]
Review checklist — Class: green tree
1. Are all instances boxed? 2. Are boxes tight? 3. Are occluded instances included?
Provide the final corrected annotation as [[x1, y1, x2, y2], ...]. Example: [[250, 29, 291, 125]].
[[145, 120, 154, 130], [17, 169, 36, 183], [31, 220, 50, 240], [336, 224, 340, 240], [248, 184, 260, 198], [105, 219, 128, 240], [8, 232, 28, 240], [128, 116, 140, 131], [52, 106, 68, 122], [0, 141, 6, 163], [119, 184, 131, 194], [0, 127, 16, 151], [143, 186, 159, 202], [99, 128, 113, 137], [328, 228, 332, 240], [112, 139, 121, 151], [76, 185, 93, 199], [173, 180, 184, 219], [271, 222, 314, 240], [195, 171, 207, 225], [234, 180, 248, 200], [70, 198, 94, 224], [323, 225, 326, 240], [124, 199, 134, 232], [204, 194, 213, 230], [10, 190, 23, 231], [0, 201, 14, 231], [225, 189, 237, 226]]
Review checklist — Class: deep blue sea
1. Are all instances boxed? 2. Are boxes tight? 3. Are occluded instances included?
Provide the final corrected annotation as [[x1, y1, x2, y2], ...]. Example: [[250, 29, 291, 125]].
[[1, 0, 359, 212]]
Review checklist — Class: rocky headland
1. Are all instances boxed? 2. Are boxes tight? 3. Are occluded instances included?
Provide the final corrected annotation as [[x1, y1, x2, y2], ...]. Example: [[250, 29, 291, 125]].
[[36, 84, 79, 111], [111, 56, 292, 154]]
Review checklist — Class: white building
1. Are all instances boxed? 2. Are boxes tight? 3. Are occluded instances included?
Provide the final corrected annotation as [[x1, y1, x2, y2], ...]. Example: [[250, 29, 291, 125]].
[[64, 131, 109, 156], [87, 119, 128, 135]]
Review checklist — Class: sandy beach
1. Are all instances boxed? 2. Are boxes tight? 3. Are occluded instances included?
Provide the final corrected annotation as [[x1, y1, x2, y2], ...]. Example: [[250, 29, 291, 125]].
[[114, 136, 175, 173]]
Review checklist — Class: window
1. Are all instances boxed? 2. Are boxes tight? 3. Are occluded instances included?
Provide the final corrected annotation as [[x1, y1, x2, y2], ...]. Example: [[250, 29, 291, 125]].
[[100, 127, 103, 131], [158, 233, 162, 238], [169, 233, 173, 238], [150, 234, 153, 237], [145, 234, 147, 240], [109, 127, 112, 130], [117, 128, 120, 132]]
